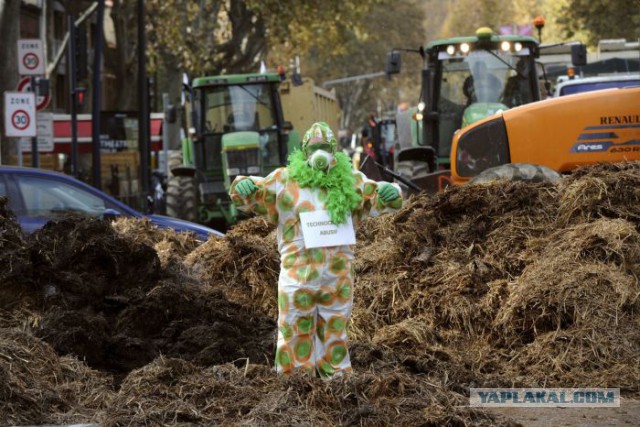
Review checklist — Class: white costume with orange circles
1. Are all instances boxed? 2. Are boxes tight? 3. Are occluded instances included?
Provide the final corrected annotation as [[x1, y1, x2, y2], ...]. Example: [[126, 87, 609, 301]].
[[230, 166, 402, 376]]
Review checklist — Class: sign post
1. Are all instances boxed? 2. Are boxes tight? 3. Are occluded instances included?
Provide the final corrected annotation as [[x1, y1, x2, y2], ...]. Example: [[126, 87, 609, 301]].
[[17, 39, 47, 167]]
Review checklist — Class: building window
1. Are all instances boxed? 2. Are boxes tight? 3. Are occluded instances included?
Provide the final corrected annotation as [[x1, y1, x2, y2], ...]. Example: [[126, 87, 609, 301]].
[[53, 10, 66, 41], [20, 6, 40, 38]]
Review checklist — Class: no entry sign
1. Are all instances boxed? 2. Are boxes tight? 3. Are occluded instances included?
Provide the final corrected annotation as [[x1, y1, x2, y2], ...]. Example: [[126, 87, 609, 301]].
[[17, 76, 51, 111], [4, 92, 37, 137], [17, 39, 45, 75]]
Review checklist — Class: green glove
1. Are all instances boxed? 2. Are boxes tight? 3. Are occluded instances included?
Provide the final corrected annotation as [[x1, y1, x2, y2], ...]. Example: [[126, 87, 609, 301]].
[[376, 182, 399, 203], [235, 179, 258, 196]]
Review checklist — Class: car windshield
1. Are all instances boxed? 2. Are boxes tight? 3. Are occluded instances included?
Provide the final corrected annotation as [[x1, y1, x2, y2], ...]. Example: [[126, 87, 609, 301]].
[[560, 79, 640, 96], [16, 175, 107, 218]]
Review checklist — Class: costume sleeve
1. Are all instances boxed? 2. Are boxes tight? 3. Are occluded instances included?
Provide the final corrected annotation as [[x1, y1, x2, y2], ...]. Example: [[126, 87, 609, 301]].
[[229, 168, 282, 223], [352, 170, 403, 222]]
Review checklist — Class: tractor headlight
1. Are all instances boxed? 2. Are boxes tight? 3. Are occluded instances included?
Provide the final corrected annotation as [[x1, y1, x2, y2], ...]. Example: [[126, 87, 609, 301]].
[[456, 117, 510, 178]]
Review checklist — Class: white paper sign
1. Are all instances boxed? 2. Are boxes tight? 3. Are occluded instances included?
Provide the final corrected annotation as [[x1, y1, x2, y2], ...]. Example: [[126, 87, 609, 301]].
[[21, 112, 54, 152], [299, 210, 356, 249]]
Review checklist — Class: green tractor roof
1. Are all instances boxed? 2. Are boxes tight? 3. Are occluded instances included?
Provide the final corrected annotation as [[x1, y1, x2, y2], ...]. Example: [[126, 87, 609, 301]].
[[192, 73, 281, 88], [427, 28, 538, 50]]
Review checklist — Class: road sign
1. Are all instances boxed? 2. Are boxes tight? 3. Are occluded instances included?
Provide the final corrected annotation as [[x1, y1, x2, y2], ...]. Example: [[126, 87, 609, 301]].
[[21, 112, 54, 152], [4, 92, 37, 137], [17, 39, 45, 75], [17, 76, 51, 111]]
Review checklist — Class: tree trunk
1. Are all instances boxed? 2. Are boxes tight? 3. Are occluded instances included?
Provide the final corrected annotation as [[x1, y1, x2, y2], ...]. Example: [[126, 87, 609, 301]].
[[0, 0, 21, 164], [107, 0, 137, 110]]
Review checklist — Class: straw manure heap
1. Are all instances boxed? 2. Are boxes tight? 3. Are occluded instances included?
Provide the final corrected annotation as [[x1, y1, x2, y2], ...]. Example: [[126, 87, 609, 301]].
[[0, 161, 639, 425]]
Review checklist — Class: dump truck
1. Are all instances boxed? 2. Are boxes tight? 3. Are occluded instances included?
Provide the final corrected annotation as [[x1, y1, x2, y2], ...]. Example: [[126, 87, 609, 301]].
[[449, 86, 640, 185], [383, 27, 586, 193], [279, 76, 341, 139], [166, 72, 341, 229], [166, 72, 300, 227]]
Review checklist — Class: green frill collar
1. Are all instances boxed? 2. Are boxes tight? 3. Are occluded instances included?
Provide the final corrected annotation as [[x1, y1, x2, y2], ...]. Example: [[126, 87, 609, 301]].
[[287, 150, 362, 224]]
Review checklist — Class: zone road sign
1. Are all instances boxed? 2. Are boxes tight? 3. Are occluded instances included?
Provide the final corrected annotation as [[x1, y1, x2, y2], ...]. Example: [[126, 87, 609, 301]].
[[17, 39, 45, 75], [4, 92, 37, 137]]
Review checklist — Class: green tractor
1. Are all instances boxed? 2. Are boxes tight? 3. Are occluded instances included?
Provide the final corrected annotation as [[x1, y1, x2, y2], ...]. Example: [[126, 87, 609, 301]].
[[384, 28, 545, 193], [166, 72, 299, 228]]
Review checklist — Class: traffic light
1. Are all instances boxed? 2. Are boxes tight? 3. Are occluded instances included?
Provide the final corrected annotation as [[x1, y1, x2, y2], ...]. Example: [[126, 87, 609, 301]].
[[75, 25, 88, 81], [76, 87, 87, 108], [385, 51, 401, 77], [35, 77, 49, 97], [571, 43, 587, 67], [148, 77, 156, 110]]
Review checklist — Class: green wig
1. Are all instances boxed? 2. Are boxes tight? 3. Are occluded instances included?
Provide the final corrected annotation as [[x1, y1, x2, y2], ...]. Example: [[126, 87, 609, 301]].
[[302, 121, 337, 153], [287, 149, 362, 225]]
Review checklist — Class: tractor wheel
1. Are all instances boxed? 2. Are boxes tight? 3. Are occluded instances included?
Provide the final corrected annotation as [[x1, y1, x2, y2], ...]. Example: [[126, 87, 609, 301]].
[[469, 163, 561, 185], [167, 150, 183, 175], [166, 175, 198, 222], [395, 160, 431, 179], [392, 160, 433, 195]]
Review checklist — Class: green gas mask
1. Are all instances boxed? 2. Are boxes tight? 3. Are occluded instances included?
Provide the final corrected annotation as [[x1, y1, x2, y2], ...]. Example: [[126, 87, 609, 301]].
[[306, 142, 333, 170]]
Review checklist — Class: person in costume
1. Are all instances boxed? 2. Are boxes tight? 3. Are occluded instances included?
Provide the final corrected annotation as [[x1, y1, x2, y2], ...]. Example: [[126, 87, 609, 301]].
[[229, 121, 402, 377]]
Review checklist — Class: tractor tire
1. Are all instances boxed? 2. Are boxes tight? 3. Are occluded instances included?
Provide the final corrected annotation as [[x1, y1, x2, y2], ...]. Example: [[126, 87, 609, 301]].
[[469, 163, 561, 185], [393, 160, 432, 195], [395, 160, 431, 179], [166, 175, 198, 222], [167, 150, 183, 175]]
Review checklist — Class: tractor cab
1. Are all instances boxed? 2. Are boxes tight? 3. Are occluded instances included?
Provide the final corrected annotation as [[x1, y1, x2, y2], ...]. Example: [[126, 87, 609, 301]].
[[385, 28, 591, 194], [168, 73, 299, 227], [424, 28, 541, 166], [385, 28, 542, 194]]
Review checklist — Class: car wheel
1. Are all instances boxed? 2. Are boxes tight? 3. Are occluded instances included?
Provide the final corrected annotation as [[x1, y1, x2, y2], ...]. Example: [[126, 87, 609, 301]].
[[469, 163, 561, 185], [166, 176, 198, 222]]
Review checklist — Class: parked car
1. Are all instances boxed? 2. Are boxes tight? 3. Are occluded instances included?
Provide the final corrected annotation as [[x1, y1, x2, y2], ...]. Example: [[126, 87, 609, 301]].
[[554, 74, 640, 97], [0, 166, 224, 241]]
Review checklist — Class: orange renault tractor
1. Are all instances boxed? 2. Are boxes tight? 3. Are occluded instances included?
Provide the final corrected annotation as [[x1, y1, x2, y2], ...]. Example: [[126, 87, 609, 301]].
[[449, 86, 640, 185]]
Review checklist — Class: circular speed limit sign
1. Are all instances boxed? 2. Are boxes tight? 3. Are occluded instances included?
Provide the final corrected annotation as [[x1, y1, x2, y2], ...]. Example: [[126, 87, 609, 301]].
[[23, 52, 39, 71], [17, 39, 45, 75], [12, 109, 31, 130], [4, 92, 36, 137]]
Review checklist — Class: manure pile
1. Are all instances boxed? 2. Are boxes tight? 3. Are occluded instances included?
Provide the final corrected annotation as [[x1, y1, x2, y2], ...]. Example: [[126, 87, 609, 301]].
[[1, 161, 640, 426]]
